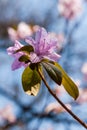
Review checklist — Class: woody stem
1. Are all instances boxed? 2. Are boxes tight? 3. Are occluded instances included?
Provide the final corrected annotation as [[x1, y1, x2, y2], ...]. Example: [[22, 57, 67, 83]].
[[38, 68, 87, 129]]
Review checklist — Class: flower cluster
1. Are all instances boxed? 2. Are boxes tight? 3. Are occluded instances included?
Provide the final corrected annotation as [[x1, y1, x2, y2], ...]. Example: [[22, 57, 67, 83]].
[[58, 0, 82, 20], [7, 27, 60, 70]]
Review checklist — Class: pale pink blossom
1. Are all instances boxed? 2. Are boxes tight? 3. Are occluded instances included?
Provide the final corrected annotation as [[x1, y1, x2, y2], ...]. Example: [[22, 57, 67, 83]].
[[81, 62, 87, 80], [8, 22, 33, 41], [58, 0, 82, 19], [45, 102, 71, 113], [77, 88, 87, 104], [32, 25, 40, 32], [81, 62, 87, 75], [50, 33, 65, 51], [0, 105, 16, 123], [54, 85, 66, 96]]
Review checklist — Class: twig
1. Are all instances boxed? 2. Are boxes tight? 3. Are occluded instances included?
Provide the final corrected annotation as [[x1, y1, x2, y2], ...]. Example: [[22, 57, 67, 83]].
[[38, 68, 87, 129]]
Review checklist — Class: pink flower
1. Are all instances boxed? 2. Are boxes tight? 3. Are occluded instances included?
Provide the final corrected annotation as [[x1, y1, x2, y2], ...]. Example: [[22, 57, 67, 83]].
[[58, 0, 82, 20], [7, 27, 60, 70], [45, 102, 71, 113], [0, 105, 16, 123], [25, 28, 60, 62], [8, 22, 33, 41]]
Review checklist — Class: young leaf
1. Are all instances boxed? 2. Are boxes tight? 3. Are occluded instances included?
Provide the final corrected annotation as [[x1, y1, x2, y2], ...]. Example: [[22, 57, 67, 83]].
[[42, 62, 62, 85], [18, 55, 30, 63], [15, 45, 34, 54], [22, 66, 41, 96], [54, 62, 79, 100]]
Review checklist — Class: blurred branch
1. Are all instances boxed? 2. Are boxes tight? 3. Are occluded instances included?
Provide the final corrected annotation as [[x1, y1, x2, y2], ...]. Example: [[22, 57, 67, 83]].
[[0, 86, 82, 130], [1, 107, 83, 130]]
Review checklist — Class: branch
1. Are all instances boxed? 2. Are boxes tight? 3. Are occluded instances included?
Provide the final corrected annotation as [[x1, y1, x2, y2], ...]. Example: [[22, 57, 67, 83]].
[[38, 68, 87, 129]]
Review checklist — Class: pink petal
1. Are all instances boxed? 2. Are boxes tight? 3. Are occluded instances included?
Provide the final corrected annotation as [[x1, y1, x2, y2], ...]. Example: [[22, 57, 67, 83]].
[[12, 59, 24, 70]]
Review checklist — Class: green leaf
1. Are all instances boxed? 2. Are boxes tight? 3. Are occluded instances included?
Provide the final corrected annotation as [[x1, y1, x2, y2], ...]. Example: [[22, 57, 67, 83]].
[[15, 45, 34, 54], [54, 62, 79, 100], [42, 62, 62, 85], [22, 66, 41, 96], [18, 55, 30, 63]]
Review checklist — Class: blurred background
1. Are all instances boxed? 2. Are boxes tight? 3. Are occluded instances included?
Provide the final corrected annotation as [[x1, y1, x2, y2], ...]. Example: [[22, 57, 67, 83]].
[[0, 0, 87, 130]]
